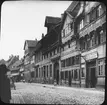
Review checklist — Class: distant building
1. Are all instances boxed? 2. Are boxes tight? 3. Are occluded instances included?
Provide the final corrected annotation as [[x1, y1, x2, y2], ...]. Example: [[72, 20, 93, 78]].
[[23, 39, 38, 82], [23, 1, 106, 89], [10, 59, 23, 82]]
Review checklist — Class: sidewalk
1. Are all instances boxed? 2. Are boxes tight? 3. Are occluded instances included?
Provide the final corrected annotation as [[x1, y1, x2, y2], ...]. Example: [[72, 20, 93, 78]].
[[29, 82, 105, 93]]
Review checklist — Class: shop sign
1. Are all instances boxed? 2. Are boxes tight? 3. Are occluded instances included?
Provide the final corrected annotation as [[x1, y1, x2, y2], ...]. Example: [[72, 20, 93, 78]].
[[85, 52, 98, 60]]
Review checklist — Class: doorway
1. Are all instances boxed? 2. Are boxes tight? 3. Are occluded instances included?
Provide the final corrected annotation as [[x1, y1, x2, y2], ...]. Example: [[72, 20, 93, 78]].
[[54, 62, 59, 84], [86, 60, 97, 88], [90, 67, 96, 87]]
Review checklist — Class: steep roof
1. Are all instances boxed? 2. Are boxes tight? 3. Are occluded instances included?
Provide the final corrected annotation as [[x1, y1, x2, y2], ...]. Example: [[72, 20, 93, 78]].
[[24, 40, 38, 50], [12, 60, 22, 67], [44, 16, 61, 27], [61, 1, 80, 29], [66, 1, 79, 12]]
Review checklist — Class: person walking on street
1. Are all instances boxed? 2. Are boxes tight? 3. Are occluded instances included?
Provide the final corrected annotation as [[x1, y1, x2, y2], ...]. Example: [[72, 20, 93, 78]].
[[11, 77, 16, 90], [0, 64, 11, 103]]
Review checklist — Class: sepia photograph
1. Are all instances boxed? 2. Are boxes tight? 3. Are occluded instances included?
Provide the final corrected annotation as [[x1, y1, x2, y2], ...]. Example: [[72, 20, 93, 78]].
[[0, 0, 106, 104]]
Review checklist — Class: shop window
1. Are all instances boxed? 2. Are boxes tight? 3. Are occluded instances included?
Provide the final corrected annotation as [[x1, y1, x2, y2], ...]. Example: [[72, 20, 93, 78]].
[[81, 68, 85, 77], [71, 70, 73, 79], [61, 72, 64, 80], [47, 66, 48, 77], [31, 71, 34, 78], [74, 69, 78, 80], [50, 64, 52, 77], [44, 66, 46, 78], [65, 71, 68, 79], [36, 69, 38, 78], [39, 68, 40, 77], [41, 68, 42, 77], [98, 60, 104, 76], [61, 72, 62, 79]]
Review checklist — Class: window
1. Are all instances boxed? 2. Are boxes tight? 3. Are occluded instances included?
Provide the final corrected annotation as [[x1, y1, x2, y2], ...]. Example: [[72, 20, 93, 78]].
[[97, 5, 104, 18], [66, 58, 69, 67], [76, 55, 80, 64], [80, 19, 84, 30], [81, 68, 85, 77], [61, 30, 64, 37], [70, 23, 73, 30], [83, 40, 86, 50], [90, 8, 97, 22], [61, 60, 65, 67], [86, 13, 90, 24], [62, 29, 65, 37], [71, 57, 74, 65], [103, 23, 106, 42], [87, 35, 91, 49], [68, 57, 71, 66], [98, 60, 104, 76]]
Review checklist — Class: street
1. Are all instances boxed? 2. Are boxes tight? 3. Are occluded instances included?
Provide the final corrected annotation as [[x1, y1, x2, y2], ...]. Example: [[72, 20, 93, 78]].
[[9, 82, 105, 104]]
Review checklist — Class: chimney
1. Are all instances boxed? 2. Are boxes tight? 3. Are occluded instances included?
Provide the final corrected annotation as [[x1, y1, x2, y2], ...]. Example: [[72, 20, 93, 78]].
[[42, 33, 44, 39]]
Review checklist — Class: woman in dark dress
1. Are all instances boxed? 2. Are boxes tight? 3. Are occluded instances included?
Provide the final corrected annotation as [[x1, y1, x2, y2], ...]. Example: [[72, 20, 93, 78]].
[[0, 64, 11, 103]]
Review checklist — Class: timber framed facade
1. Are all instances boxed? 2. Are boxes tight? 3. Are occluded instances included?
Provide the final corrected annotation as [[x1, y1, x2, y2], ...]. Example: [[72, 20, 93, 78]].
[[23, 1, 106, 88]]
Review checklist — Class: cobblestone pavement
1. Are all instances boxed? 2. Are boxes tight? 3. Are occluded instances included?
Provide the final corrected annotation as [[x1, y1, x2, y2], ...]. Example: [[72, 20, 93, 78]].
[[10, 82, 105, 104]]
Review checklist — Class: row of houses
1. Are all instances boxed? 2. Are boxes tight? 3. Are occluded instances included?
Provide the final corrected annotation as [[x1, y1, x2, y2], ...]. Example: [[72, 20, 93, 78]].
[[6, 55, 24, 82], [23, 1, 106, 88]]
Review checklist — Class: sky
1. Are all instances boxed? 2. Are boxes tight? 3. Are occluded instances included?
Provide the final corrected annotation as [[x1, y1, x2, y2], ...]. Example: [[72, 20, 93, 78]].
[[0, 0, 72, 61]]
